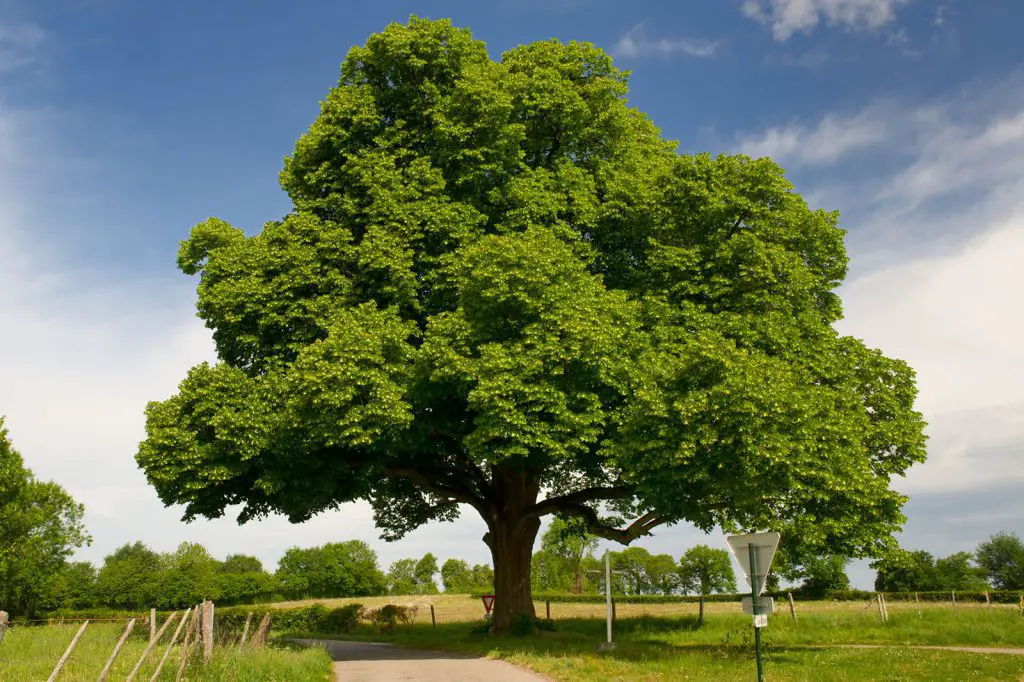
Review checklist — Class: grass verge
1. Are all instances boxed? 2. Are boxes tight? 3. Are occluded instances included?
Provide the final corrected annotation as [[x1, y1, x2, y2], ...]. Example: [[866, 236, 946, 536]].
[[0, 623, 333, 681], [311, 609, 1024, 681]]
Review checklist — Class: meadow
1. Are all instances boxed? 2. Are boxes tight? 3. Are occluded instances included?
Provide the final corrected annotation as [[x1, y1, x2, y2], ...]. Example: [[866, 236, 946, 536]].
[[0, 622, 333, 682], [293, 596, 1024, 681]]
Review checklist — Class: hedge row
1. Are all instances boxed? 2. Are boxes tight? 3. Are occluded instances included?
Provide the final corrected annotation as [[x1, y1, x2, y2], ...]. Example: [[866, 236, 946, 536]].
[[471, 589, 1024, 604]]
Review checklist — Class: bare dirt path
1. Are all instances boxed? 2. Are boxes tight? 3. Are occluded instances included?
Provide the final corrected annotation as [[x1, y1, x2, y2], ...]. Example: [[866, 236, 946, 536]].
[[293, 639, 548, 682]]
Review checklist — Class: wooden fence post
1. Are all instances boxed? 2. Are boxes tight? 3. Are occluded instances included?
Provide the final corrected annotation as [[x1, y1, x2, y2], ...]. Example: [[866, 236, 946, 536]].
[[150, 608, 191, 681], [201, 600, 214, 663], [97, 618, 136, 681], [251, 613, 271, 648], [150, 608, 156, 644], [546, 600, 551, 621], [46, 620, 89, 682], [985, 591, 992, 609], [951, 590, 957, 614], [0, 611, 8, 644], [430, 604, 436, 628], [127, 611, 178, 682], [237, 612, 254, 650], [787, 592, 797, 621], [175, 607, 201, 682]]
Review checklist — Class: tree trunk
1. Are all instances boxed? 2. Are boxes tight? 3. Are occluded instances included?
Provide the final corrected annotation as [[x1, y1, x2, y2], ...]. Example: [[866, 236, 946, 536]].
[[488, 515, 541, 632]]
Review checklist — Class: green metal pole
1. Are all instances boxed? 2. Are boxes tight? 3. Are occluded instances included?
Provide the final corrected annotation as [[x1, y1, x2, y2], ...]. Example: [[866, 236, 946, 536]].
[[749, 543, 764, 682]]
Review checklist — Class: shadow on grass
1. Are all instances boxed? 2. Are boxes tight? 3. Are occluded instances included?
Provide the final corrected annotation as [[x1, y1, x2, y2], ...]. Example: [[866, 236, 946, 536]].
[[302, 616, 806, 666]]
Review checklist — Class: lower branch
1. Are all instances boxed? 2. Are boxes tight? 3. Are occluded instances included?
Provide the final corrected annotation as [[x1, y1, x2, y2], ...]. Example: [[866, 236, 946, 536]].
[[558, 503, 669, 544]]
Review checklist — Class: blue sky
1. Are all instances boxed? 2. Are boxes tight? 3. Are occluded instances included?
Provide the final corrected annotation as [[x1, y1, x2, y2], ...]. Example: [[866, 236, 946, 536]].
[[1, 0, 1022, 589]]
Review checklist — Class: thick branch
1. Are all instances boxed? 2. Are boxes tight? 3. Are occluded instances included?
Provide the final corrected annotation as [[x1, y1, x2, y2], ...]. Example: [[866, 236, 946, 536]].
[[523, 485, 635, 520], [557, 502, 669, 544], [384, 465, 488, 517]]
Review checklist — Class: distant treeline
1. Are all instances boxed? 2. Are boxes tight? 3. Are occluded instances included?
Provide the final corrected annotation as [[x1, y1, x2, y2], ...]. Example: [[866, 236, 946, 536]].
[[33, 539, 494, 614]]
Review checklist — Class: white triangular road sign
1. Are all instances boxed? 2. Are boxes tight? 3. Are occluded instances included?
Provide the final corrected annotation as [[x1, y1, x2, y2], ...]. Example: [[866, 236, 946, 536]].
[[727, 532, 780, 595]]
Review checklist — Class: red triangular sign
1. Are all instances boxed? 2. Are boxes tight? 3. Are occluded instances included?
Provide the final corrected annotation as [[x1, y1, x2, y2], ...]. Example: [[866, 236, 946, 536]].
[[481, 594, 495, 614]]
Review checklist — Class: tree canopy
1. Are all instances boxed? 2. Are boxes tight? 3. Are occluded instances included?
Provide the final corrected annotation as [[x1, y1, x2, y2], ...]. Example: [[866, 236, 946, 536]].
[[137, 17, 927, 630], [0, 418, 90, 616]]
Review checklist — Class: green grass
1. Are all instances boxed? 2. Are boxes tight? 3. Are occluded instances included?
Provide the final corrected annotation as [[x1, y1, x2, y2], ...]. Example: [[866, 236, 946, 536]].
[[313, 607, 1024, 681], [0, 623, 333, 681]]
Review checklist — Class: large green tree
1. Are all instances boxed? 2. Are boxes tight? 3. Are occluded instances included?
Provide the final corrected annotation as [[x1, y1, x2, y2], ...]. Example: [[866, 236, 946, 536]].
[[0, 418, 90, 616], [136, 18, 927, 631]]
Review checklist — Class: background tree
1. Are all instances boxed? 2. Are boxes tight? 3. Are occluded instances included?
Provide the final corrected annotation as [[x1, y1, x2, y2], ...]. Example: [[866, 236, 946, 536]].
[[276, 541, 386, 599], [136, 17, 928, 631], [414, 552, 440, 594], [976, 532, 1024, 590], [791, 555, 850, 598], [677, 545, 736, 596], [538, 518, 598, 594], [872, 549, 936, 592], [217, 554, 277, 605], [611, 547, 654, 595], [152, 542, 221, 608], [441, 558, 473, 593], [44, 561, 98, 611], [934, 551, 988, 591], [95, 542, 164, 609], [645, 553, 680, 596], [387, 558, 417, 595], [0, 418, 90, 616]]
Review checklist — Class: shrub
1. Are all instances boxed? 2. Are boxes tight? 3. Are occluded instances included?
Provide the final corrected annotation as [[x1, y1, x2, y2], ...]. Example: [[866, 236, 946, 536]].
[[366, 604, 416, 634], [324, 604, 364, 634]]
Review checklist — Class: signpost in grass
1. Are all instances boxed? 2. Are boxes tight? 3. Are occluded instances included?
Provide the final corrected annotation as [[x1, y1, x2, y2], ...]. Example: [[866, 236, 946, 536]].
[[727, 532, 781, 682]]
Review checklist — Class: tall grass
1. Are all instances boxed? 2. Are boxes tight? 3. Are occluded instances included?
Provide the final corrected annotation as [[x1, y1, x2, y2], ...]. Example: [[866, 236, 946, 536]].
[[0, 623, 332, 681]]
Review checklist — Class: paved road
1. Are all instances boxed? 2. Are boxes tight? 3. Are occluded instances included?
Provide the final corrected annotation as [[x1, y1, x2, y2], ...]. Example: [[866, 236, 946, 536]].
[[294, 639, 548, 681]]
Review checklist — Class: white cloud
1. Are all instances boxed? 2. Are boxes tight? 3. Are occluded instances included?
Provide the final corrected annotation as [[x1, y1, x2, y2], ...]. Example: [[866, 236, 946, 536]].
[[742, 0, 912, 41], [737, 106, 890, 166], [614, 24, 719, 59]]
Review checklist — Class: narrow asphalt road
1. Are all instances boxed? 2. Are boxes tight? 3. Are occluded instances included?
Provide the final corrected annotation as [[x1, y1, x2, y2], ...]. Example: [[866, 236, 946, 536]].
[[293, 639, 548, 682]]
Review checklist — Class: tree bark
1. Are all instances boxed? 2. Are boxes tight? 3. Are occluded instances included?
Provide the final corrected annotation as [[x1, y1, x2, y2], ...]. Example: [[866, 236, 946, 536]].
[[488, 515, 541, 632], [484, 464, 542, 633]]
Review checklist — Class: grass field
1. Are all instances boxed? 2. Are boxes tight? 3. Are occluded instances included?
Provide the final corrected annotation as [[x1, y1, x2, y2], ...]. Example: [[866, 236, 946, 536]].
[[0, 622, 333, 681], [289, 596, 1024, 681]]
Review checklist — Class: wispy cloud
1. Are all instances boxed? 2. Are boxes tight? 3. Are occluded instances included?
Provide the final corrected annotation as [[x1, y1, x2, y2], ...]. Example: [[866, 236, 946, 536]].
[[742, 0, 912, 41], [737, 105, 890, 166], [731, 76, 1024, 497], [614, 24, 719, 60]]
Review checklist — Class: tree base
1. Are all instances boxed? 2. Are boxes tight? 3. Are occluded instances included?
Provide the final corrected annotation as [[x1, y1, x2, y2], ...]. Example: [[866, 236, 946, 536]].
[[597, 641, 617, 652]]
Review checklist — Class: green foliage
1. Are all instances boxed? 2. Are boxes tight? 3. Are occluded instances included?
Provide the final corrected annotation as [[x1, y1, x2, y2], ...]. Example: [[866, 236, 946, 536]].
[[874, 548, 989, 592], [388, 553, 442, 594], [0, 418, 90, 616], [441, 558, 494, 593], [137, 17, 928, 629], [275, 540, 387, 599], [414, 552, 440, 593], [532, 518, 599, 593], [324, 603, 366, 633], [367, 604, 417, 633], [94, 541, 162, 609], [976, 532, 1024, 590], [677, 545, 736, 595]]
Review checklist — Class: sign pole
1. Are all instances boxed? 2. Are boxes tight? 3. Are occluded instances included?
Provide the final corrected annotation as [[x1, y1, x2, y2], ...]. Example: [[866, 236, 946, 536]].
[[749, 543, 764, 682], [605, 551, 613, 647]]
